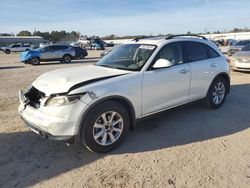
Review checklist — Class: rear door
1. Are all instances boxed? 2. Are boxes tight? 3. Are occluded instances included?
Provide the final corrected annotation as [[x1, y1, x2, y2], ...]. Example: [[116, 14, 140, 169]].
[[40, 46, 54, 60], [183, 41, 221, 101]]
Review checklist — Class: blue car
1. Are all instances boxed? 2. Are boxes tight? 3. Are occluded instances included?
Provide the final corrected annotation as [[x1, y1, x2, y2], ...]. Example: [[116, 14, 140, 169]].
[[21, 45, 75, 65]]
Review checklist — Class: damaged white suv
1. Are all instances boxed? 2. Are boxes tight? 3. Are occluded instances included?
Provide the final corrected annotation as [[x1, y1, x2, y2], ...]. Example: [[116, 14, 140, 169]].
[[19, 35, 230, 153]]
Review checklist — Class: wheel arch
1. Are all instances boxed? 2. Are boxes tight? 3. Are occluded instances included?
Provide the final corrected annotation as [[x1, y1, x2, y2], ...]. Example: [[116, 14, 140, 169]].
[[207, 72, 230, 95], [77, 95, 136, 138], [63, 53, 72, 58]]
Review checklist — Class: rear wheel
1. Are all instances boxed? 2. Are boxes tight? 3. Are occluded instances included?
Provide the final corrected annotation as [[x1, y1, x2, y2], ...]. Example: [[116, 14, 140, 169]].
[[80, 101, 130, 153], [30, 57, 40, 65], [204, 77, 227, 109], [63, 55, 72, 63], [79, 54, 85, 59]]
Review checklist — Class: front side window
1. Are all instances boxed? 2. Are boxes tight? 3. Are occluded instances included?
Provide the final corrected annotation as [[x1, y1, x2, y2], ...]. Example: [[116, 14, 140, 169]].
[[185, 42, 208, 62], [153, 43, 183, 65], [11, 44, 20, 48], [96, 44, 156, 71]]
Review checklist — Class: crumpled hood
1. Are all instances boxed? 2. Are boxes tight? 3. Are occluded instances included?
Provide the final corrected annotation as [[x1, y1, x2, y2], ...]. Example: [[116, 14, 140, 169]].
[[21, 50, 40, 61], [32, 65, 131, 95]]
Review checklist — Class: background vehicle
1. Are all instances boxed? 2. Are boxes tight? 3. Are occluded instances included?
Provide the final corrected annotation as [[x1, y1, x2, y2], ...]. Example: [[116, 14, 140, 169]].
[[230, 43, 250, 72], [1, 43, 33, 54], [18, 35, 230, 153], [78, 36, 105, 50], [72, 46, 88, 59], [21, 44, 75, 65], [100, 50, 111, 57], [228, 40, 250, 55]]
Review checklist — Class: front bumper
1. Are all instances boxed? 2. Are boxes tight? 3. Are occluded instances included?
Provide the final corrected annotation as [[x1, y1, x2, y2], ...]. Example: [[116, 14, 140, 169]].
[[230, 60, 250, 72], [18, 90, 89, 140]]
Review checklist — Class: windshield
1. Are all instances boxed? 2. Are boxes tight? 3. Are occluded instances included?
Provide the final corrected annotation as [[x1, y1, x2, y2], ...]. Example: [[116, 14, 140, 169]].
[[96, 44, 156, 71]]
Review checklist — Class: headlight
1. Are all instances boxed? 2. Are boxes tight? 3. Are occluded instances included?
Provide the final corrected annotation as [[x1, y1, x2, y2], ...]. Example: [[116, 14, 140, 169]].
[[45, 95, 82, 107]]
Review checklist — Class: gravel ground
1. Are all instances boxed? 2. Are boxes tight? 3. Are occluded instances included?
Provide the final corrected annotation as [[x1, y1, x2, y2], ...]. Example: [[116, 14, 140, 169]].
[[0, 51, 250, 188]]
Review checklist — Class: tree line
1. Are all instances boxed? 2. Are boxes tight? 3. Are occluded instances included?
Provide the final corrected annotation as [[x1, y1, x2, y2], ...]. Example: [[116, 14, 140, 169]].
[[1, 27, 250, 41], [0, 30, 81, 43]]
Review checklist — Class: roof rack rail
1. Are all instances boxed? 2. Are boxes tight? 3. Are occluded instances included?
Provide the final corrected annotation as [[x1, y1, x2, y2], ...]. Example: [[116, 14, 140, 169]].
[[165, 34, 207, 40], [132, 36, 150, 42]]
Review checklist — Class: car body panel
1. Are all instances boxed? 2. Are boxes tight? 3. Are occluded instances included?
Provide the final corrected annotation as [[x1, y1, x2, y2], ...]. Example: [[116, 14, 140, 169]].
[[32, 65, 131, 95], [18, 36, 230, 140], [142, 64, 190, 115], [20, 45, 75, 62], [231, 51, 250, 71]]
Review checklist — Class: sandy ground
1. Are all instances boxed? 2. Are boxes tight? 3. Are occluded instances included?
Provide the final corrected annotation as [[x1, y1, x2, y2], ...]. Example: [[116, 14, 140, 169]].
[[0, 51, 250, 188]]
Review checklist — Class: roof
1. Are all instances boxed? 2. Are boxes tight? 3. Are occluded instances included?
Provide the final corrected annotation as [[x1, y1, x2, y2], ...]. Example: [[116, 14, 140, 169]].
[[127, 35, 211, 46]]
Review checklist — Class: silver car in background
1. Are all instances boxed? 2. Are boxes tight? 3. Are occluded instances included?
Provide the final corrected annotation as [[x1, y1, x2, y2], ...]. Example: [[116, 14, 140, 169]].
[[231, 44, 250, 72], [228, 40, 250, 55]]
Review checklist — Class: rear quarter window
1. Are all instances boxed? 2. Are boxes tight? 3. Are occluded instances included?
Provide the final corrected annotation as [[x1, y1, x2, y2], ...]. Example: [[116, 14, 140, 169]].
[[185, 42, 220, 62]]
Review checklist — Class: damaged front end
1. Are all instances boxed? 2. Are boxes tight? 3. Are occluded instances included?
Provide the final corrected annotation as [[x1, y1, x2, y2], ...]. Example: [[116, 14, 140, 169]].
[[18, 86, 89, 141]]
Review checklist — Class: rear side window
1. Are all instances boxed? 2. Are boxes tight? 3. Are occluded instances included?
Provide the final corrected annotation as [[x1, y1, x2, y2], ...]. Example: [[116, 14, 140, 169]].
[[58, 46, 68, 50], [12, 44, 21, 48], [207, 47, 220, 58], [185, 42, 219, 62], [242, 44, 250, 51], [185, 42, 208, 62], [50, 45, 68, 51]]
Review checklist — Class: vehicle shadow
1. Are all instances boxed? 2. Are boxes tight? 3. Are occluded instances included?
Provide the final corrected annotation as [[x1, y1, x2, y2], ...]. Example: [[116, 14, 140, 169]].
[[0, 66, 25, 70], [0, 84, 249, 187]]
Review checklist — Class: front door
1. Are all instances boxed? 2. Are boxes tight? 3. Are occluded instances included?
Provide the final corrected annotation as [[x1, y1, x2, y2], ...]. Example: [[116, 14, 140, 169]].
[[142, 42, 190, 115]]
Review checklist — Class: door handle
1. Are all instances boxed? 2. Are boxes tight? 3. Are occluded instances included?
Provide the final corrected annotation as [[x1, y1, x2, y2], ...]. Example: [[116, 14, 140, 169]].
[[210, 63, 217, 68], [180, 69, 189, 74]]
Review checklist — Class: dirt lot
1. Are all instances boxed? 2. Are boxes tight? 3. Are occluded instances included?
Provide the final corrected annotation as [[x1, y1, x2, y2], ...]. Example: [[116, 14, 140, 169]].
[[0, 51, 250, 188]]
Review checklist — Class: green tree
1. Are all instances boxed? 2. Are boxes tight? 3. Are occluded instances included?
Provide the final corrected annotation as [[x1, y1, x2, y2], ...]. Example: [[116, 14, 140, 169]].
[[17, 30, 32, 36]]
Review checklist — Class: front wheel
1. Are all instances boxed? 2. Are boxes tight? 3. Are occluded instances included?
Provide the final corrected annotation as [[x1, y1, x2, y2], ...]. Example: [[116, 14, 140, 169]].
[[80, 101, 130, 153], [204, 77, 227, 109], [30, 57, 40, 65]]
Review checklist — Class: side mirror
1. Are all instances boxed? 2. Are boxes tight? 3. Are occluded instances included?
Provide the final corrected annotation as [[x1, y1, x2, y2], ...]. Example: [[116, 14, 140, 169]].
[[152, 59, 173, 69]]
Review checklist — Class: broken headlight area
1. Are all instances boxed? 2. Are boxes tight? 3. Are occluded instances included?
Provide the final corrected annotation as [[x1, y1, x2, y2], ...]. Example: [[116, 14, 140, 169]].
[[45, 94, 84, 107], [24, 86, 45, 108]]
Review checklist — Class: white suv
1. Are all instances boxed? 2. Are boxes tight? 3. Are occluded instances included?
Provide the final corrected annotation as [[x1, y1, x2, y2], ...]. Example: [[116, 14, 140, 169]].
[[18, 35, 230, 153]]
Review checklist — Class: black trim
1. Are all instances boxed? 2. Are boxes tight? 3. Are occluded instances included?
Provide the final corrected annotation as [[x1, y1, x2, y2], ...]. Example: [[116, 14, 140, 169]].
[[67, 74, 127, 93], [166, 34, 207, 40]]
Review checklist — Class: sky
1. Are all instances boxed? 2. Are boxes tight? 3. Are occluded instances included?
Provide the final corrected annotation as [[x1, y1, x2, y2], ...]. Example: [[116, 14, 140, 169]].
[[0, 0, 250, 36]]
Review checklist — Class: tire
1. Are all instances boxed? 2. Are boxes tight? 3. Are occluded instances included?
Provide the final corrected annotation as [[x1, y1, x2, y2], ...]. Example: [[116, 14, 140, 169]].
[[80, 101, 130, 153], [5, 50, 10, 54], [30, 57, 40, 65], [79, 54, 85, 59], [204, 77, 228, 109], [25, 49, 30, 51], [63, 54, 72, 63]]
